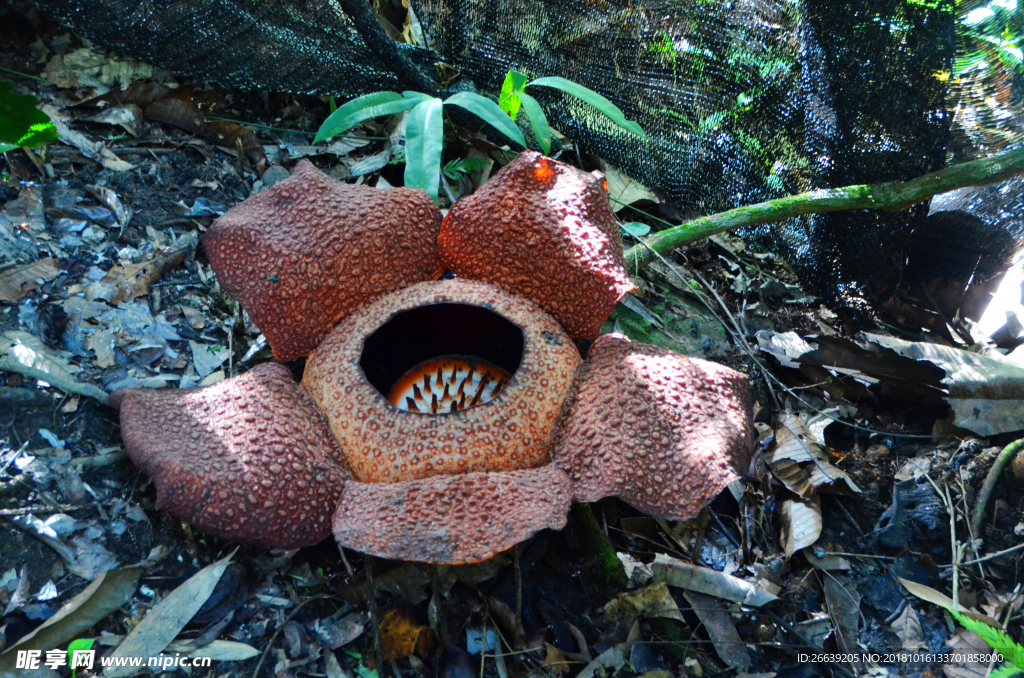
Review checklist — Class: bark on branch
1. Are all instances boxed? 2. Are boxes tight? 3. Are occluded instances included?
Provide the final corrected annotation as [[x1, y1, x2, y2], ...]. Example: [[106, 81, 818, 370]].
[[623, 148, 1024, 274]]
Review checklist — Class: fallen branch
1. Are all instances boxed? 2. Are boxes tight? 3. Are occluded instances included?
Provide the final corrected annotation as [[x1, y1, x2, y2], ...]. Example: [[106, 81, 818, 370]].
[[624, 148, 1024, 273], [970, 438, 1024, 539]]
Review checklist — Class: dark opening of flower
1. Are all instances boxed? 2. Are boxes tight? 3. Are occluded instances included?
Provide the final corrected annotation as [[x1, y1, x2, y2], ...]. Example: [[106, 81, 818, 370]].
[[358, 303, 523, 414]]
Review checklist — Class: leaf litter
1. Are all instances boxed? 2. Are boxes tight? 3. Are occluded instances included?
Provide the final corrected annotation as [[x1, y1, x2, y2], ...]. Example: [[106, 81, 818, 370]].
[[1, 9, 1024, 678]]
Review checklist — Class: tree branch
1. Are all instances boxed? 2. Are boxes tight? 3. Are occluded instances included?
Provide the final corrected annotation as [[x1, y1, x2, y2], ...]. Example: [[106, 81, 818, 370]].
[[623, 148, 1024, 273], [336, 0, 438, 95]]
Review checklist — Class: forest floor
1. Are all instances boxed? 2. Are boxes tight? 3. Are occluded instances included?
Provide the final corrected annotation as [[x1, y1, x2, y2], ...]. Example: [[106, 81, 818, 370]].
[[1, 4, 1023, 678]]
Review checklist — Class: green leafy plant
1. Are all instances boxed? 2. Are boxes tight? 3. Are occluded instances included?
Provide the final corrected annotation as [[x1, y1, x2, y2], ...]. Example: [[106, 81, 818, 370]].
[[900, 578, 1024, 678], [67, 638, 96, 678], [442, 157, 490, 180], [314, 73, 644, 200], [0, 80, 58, 151]]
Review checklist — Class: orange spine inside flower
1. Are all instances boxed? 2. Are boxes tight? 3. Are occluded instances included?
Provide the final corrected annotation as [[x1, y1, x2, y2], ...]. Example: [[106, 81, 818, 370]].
[[387, 356, 511, 414]]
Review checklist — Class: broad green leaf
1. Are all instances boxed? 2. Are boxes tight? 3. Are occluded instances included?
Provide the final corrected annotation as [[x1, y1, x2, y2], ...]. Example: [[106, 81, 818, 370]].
[[499, 70, 529, 120], [620, 222, 651, 238], [313, 91, 417, 144], [401, 91, 435, 103], [518, 92, 551, 155], [404, 97, 444, 200], [0, 143, 16, 153], [444, 92, 527, 147], [527, 76, 645, 138], [0, 80, 58, 148]]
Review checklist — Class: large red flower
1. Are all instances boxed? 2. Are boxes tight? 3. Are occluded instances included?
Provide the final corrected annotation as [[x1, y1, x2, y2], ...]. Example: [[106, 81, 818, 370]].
[[111, 152, 753, 563]]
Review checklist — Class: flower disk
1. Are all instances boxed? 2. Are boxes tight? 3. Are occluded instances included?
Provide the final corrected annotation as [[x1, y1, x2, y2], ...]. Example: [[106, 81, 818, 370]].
[[203, 160, 444, 361], [302, 279, 582, 483], [333, 466, 572, 563], [553, 334, 753, 520], [437, 151, 637, 338], [112, 363, 350, 548]]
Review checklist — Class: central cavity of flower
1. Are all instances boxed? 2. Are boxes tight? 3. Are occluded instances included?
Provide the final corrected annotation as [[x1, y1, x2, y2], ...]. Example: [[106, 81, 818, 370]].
[[359, 302, 525, 416], [387, 356, 510, 413]]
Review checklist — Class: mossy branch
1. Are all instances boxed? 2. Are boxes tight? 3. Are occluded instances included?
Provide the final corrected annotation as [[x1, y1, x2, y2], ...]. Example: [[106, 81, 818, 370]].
[[623, 148, 1024, 273]]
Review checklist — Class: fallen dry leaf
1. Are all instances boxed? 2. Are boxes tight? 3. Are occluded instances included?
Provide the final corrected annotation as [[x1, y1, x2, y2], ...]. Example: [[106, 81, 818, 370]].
[[863, 332, 1024, 436], [379, 608, 432, 662], [0, 258, 60, 302], [98, 236, 195, 304], [766, 414, 861, 497], [651, 554, 778, 607], [779, 493, 822, 557], [105, 550, 236, 677], [543, 642, 570, 675]]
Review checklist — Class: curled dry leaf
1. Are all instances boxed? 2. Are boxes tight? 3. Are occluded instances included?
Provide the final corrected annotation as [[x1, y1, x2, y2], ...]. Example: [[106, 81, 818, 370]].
[[862, 332, 1024, 436], [779, 493, 822, 557], [765, 414, 861, 497], [651, 553, 778, 607]]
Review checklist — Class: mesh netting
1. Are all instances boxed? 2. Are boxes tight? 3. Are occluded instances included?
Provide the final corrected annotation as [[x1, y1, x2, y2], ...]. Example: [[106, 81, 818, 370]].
[[20, 0, 1024, 311]]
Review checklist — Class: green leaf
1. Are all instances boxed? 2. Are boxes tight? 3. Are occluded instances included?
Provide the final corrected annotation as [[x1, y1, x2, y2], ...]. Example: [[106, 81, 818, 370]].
[[444, 92, 527, 148], [68, 638, 96, 678], [989, 666, 1023, 678], [954, 612, 1024, 670], [620, 222, 651, 238], [0, 80, 58, 148], [442, 157, 489, 180], [527, 76, 645, 138], [404, 97, 444, 200], [313, 91, 419, 144], [517, 92, 551, 155], [499, 70, 529, 120], [0, 143, 17, 154]]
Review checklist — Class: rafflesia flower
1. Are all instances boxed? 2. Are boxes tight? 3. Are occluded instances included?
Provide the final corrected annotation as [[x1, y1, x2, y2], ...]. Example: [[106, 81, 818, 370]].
[[111, 152, 753, 563]]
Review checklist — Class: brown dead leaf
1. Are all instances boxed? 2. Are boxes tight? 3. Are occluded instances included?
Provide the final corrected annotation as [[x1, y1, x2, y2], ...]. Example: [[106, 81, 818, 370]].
[[542, 642, 570, 675], [765, 414, 861, 497], [378, 608, 432, 662], [0, 258, 60, 302], [100, 239, 193, 304]]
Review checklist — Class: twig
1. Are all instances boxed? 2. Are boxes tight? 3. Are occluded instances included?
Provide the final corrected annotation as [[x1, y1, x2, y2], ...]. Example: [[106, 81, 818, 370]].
[[941, 541, 1024, 568], [0, 356, 108, 405], [970, 438, 1024, 539], [251, 594, 338, 678], [624, 147, 1024, 272], [366, 556, 387, 677]]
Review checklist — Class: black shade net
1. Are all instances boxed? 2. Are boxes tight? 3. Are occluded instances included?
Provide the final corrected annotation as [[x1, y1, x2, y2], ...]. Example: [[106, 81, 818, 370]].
[[20, 0, 1024, 315]]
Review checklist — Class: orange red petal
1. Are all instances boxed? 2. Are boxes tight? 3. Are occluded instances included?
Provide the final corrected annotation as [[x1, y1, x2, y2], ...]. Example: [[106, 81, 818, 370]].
[[333, 466, 572, 563], [112, 363, 350, 547], [553, 334, 753, 520], [203, 160, 443, 361], [437, 151, 636, 338]]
